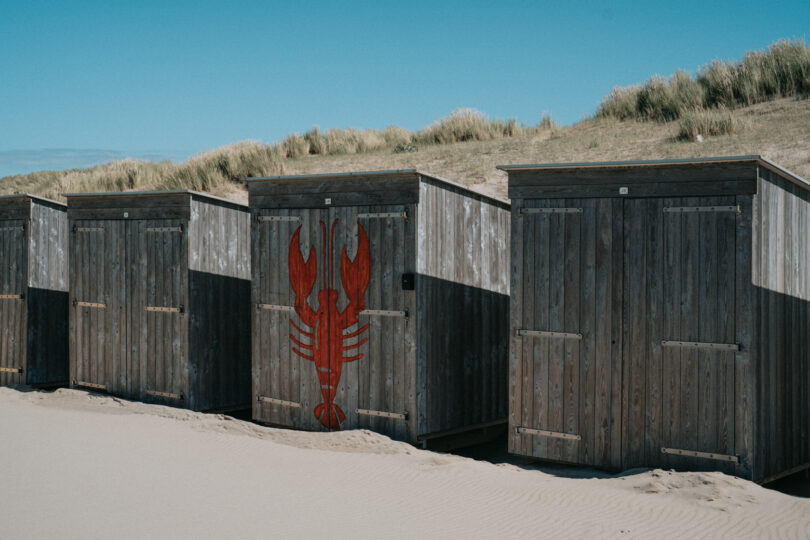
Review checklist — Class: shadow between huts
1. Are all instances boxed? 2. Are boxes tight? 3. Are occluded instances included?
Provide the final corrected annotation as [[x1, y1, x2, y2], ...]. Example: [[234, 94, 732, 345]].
[[450, 435, 621, 479]]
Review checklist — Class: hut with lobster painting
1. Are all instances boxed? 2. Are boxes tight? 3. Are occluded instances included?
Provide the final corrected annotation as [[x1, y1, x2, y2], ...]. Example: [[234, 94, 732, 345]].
[[247, 170, 510, 446], [65, 190, 251, 412]]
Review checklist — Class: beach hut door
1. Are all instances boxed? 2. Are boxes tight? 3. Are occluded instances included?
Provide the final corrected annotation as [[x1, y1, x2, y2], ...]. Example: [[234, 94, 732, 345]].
[[0, 220, 26, 385], [142, 220, 186, 403]]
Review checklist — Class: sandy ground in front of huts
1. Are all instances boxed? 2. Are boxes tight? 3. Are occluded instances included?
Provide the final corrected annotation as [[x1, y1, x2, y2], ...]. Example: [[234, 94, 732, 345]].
[[0, 387, 807, 539]]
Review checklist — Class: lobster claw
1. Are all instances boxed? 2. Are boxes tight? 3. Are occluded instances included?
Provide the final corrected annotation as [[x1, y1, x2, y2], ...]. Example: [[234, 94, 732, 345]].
[[289, 225, 317, 305], [340, 223, 371, 311]]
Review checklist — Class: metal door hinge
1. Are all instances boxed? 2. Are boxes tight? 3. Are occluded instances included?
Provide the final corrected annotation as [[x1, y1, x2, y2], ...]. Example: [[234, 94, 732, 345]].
[[145, 226, 183, 233], [257, 215, 301, 223], [0, 367, 23, 374], [358, 208, 408, 221], [257, 395, 301, 408], [661, 340, 739, 351], [517, 329, 582, 340], [663, 205, 741, 214], [145, 305, 184, 314], [257, 303, 294, 312], [145, 389, 183, 400], [356, 408, 408, 421], [360, 308, 409, 319], [661, 447, 738, 463], [515, 426, 581, 440], [521, 207, 583, 216]]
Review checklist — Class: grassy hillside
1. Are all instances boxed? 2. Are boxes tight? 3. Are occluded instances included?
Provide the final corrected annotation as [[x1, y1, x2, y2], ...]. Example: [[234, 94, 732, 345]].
[[2, 41, 809, 203], [280, 97, 810, 202]]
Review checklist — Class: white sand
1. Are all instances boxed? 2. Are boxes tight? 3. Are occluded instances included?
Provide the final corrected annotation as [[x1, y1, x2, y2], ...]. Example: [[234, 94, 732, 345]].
[[0, 387, 807, 539]]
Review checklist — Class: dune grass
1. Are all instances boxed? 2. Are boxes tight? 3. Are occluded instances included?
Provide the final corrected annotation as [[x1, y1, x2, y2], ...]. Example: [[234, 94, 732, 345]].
[[1, 109, 558, 200], [597, 39, 810, 122], [676, 109, 742, 141], [2, 142, 286, 201]]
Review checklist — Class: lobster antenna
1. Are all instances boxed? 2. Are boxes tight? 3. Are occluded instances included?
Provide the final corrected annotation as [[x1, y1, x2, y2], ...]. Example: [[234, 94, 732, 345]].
[[329, 219, 339, 289]]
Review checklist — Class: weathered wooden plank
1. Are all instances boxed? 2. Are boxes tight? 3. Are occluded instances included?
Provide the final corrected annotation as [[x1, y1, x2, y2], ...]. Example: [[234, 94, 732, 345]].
[[622, 199, 646, 468], [250, 190, 418, 210], [547, 201, 566, 461], [403, 203, 418, 442], [508, 196, 524, 455], [679, 198, 701, 456], [593, 199, 612, 465], [528, 198, 545, 458], [718, 202, 736, 466], [562, 203, 581, 462], [661, 199, 683, 471], [579, 199, 596, 464], [609, 198, 624, 469], [68, 207, 191, 221], [247, 174, 419, 196], [507, 162, 756, 189], [645, 198, 664, 467], [66, 193, 191, 210]]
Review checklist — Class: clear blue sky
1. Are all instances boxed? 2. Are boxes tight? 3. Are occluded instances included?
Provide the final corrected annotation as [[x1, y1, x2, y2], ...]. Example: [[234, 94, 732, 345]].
[[0, 0, 807, 177]]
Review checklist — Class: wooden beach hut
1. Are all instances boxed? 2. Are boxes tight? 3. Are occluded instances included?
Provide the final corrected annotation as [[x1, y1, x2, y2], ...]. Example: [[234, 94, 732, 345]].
[[0, 194, 69, 387], [247, 170, 510, 446], [65, 190, 251, 412], [500, 155, 810, 483]]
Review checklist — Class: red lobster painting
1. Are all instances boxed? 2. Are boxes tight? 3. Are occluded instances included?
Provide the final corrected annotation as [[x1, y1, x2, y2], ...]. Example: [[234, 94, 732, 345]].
[[288, 219, 371, 430]]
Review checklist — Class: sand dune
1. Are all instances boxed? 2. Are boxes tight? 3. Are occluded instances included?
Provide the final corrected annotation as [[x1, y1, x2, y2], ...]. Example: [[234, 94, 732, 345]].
[[0, 387, 807, 539]]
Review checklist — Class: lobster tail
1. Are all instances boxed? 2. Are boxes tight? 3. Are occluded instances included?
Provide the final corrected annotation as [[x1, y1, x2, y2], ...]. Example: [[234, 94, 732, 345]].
[[314, 402, 346, 429]]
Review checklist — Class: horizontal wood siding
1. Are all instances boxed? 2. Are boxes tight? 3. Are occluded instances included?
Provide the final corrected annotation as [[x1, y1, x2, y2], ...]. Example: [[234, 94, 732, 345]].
[[0, 198, 30, 220], [507, 163, 757, 199], [417, 180, 510, 436], [248, 174, 420, 209], [753, 170, 810, 481]]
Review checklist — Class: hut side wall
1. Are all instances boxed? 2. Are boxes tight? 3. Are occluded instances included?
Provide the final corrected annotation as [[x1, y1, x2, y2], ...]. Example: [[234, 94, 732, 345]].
[[26, 201, 69, 386], [416, 179, 510, 437], [752, 169, 810, 482], [188, 198, 251, 411]]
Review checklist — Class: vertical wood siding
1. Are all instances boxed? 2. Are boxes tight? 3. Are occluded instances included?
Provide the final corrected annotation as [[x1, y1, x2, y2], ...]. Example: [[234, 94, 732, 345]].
[[509, 198, 623, 467], [69, 193, 250, 412], [28, 201, 68, 291], [510, 194, 754, 477], [188, 198, 251, 411], [1, 197, 68, 387], [417, 180, 510, 436], [252, 204, 418, 442], [0, 217, 27, 387], [622, 196, 743, 475], [26, 200, 69, 385], [753, 170, 810, 481]]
